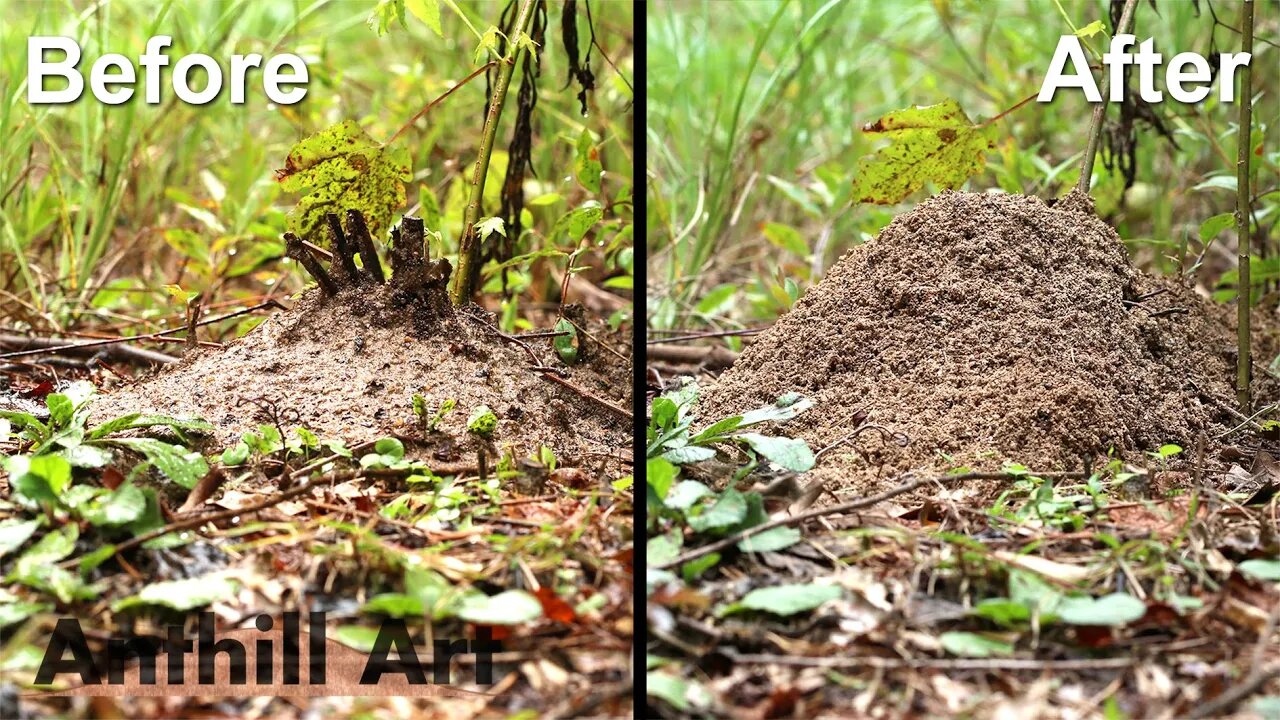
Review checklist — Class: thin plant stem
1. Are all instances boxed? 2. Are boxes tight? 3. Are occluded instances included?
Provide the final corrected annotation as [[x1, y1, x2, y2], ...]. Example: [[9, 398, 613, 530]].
[[1077, 0, 1139, 195], [1236, 0, 1256, 410], [450, 0, 539, 306]]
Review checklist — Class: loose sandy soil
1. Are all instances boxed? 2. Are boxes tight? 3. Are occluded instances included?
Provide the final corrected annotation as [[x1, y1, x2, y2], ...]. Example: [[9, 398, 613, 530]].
[[700, 190, 1276, 497]]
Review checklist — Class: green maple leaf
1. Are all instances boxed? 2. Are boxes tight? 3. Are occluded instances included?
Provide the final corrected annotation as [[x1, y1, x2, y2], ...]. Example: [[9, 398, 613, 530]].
[[276, 120, 412, 243], [852, 99, 996, 205]]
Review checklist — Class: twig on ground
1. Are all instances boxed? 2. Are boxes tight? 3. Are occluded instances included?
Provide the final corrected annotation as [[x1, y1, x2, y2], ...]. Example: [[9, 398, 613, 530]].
[[533, 366, 633, 420], [646, 343, 738, 370], [0, 300, 283, 361], [0, 334, 179, 365], [725, 651, 1135, 672]]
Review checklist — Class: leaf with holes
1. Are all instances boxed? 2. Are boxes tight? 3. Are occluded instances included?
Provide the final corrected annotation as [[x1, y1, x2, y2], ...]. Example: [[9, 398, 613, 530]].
[[276, 120, 411, 243], [852, 99, 995, 205]]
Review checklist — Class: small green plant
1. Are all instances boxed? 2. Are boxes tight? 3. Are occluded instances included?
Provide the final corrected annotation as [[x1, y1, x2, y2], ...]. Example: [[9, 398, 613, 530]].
[[467, 405, 498, 436], [1, 381, 212, 491], [645, 381, 818, 577], [411, 394, 456, 435]]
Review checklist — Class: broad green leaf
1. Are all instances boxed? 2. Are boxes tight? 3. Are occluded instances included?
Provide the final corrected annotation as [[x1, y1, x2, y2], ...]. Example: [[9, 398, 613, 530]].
[[974, 598, 1032, 626], [456, 590, 543, 625], [1057, 593, 1147, 626], [107, 438, 209, 489], [1238, 558, 1280, 581], [80, 483, 147, 527], [720, 583, 842, 617], [0, 600, 51, 628], [687, 488, 747, 533], [13, 525, 78, 573], [738, 393, 814, 427], [86, 413, 212, 440], [648, 532, 683, 566], [6, 454, 72, 504], [691, 415, 745, 443], [852, 99, 996, 205], [1200, 212, 1235, 243], [940, 631, 1015, 657], [467, 406, 497, 436], [553, 317, 579, 364], [374, 437, 405, 460], [276, 120, 412, 244], [405, 0, 443, 36], [681, 553, 720, 580], [222, 441, 251, 466], [664, 480, 713, 511], [648, 672, 713, 712], [362, 593, 424, 618], [0, 519, 40, 559], [113, 575, 238, 612], [1191, 176, 1237, 193], [737, 526, 801, 553], [761, 222, 807, 256], [45, 394, 74, 428], [662, 446, 716, 465], [647, 458, 677, 500], [696, 284, 738, 317], [576, 129, 602, 193], [736, 433, 815, 472], [552, 201, 604, 243], [58, 444, 112, 469]]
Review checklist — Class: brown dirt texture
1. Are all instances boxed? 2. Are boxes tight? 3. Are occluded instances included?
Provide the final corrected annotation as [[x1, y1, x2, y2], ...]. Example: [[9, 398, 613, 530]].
[[700, 190, 1275, 497], [91, 283, 632, 475]]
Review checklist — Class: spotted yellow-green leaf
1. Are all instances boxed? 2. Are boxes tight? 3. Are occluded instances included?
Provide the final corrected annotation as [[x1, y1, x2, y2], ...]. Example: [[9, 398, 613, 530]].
[[276, 120, 411, 244], [852, 99, 995, 205]]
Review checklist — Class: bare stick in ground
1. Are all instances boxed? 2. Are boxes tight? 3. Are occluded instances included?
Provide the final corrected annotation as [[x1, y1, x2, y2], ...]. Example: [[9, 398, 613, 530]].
[[1077, 0, 1139, 195], [325, 212, 361, 283], [1236, 0, 1256, 411], [346, 209, 385, 283], [285, 233, 338, 295], [450, 0, 540, 305]]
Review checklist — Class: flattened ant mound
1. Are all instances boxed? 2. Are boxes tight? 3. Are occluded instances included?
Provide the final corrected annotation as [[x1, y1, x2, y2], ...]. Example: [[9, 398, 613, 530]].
[[93, 212, 632, 475], [701, 190, 1274, 494]]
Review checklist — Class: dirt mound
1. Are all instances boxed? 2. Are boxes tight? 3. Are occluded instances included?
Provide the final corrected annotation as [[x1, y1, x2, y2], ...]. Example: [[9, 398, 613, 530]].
[[92, 214, 631, 476], [701, 190, 1270, 490]]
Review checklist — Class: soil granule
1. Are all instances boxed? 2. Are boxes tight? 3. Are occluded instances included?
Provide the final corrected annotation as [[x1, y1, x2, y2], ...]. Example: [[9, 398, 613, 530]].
[[92, 285, 632, 476], [700, 190, 1273, 494]]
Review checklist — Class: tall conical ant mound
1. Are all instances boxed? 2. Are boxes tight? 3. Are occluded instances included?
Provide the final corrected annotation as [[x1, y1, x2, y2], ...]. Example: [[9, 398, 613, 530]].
[[700, 190, 1273, 490], [93, 212, 631, 473]]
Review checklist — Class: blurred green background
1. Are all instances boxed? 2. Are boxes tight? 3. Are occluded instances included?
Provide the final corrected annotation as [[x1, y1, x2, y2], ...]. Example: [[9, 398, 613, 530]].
[[647, 0, 1278, 335], [0, 0, 633, 335]]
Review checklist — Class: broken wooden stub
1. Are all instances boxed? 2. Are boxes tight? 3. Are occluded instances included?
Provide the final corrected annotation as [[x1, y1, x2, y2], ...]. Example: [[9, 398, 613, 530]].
[[283, 211, 452, 317]]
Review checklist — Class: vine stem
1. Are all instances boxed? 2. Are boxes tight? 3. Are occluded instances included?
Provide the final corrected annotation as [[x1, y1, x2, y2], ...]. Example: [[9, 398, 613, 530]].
[[450, 0, 539, 306], [1236, 0, 1256, 411], [1076, 0, 1139, 195], [386, 61, 496, 146]]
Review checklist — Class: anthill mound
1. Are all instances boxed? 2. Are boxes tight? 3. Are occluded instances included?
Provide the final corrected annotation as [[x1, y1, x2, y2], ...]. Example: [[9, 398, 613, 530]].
[[700, 190, 1272, 490], [92, 213, 631, 474]]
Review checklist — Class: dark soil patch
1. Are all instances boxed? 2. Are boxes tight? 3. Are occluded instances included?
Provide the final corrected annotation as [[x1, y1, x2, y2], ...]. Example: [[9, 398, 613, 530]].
[[700, 190, 1275, 497], [92, 286, 632, 476]]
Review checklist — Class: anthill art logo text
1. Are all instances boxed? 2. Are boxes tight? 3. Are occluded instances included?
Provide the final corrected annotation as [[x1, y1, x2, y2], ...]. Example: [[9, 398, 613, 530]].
[[26, 613, 499, 698]]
